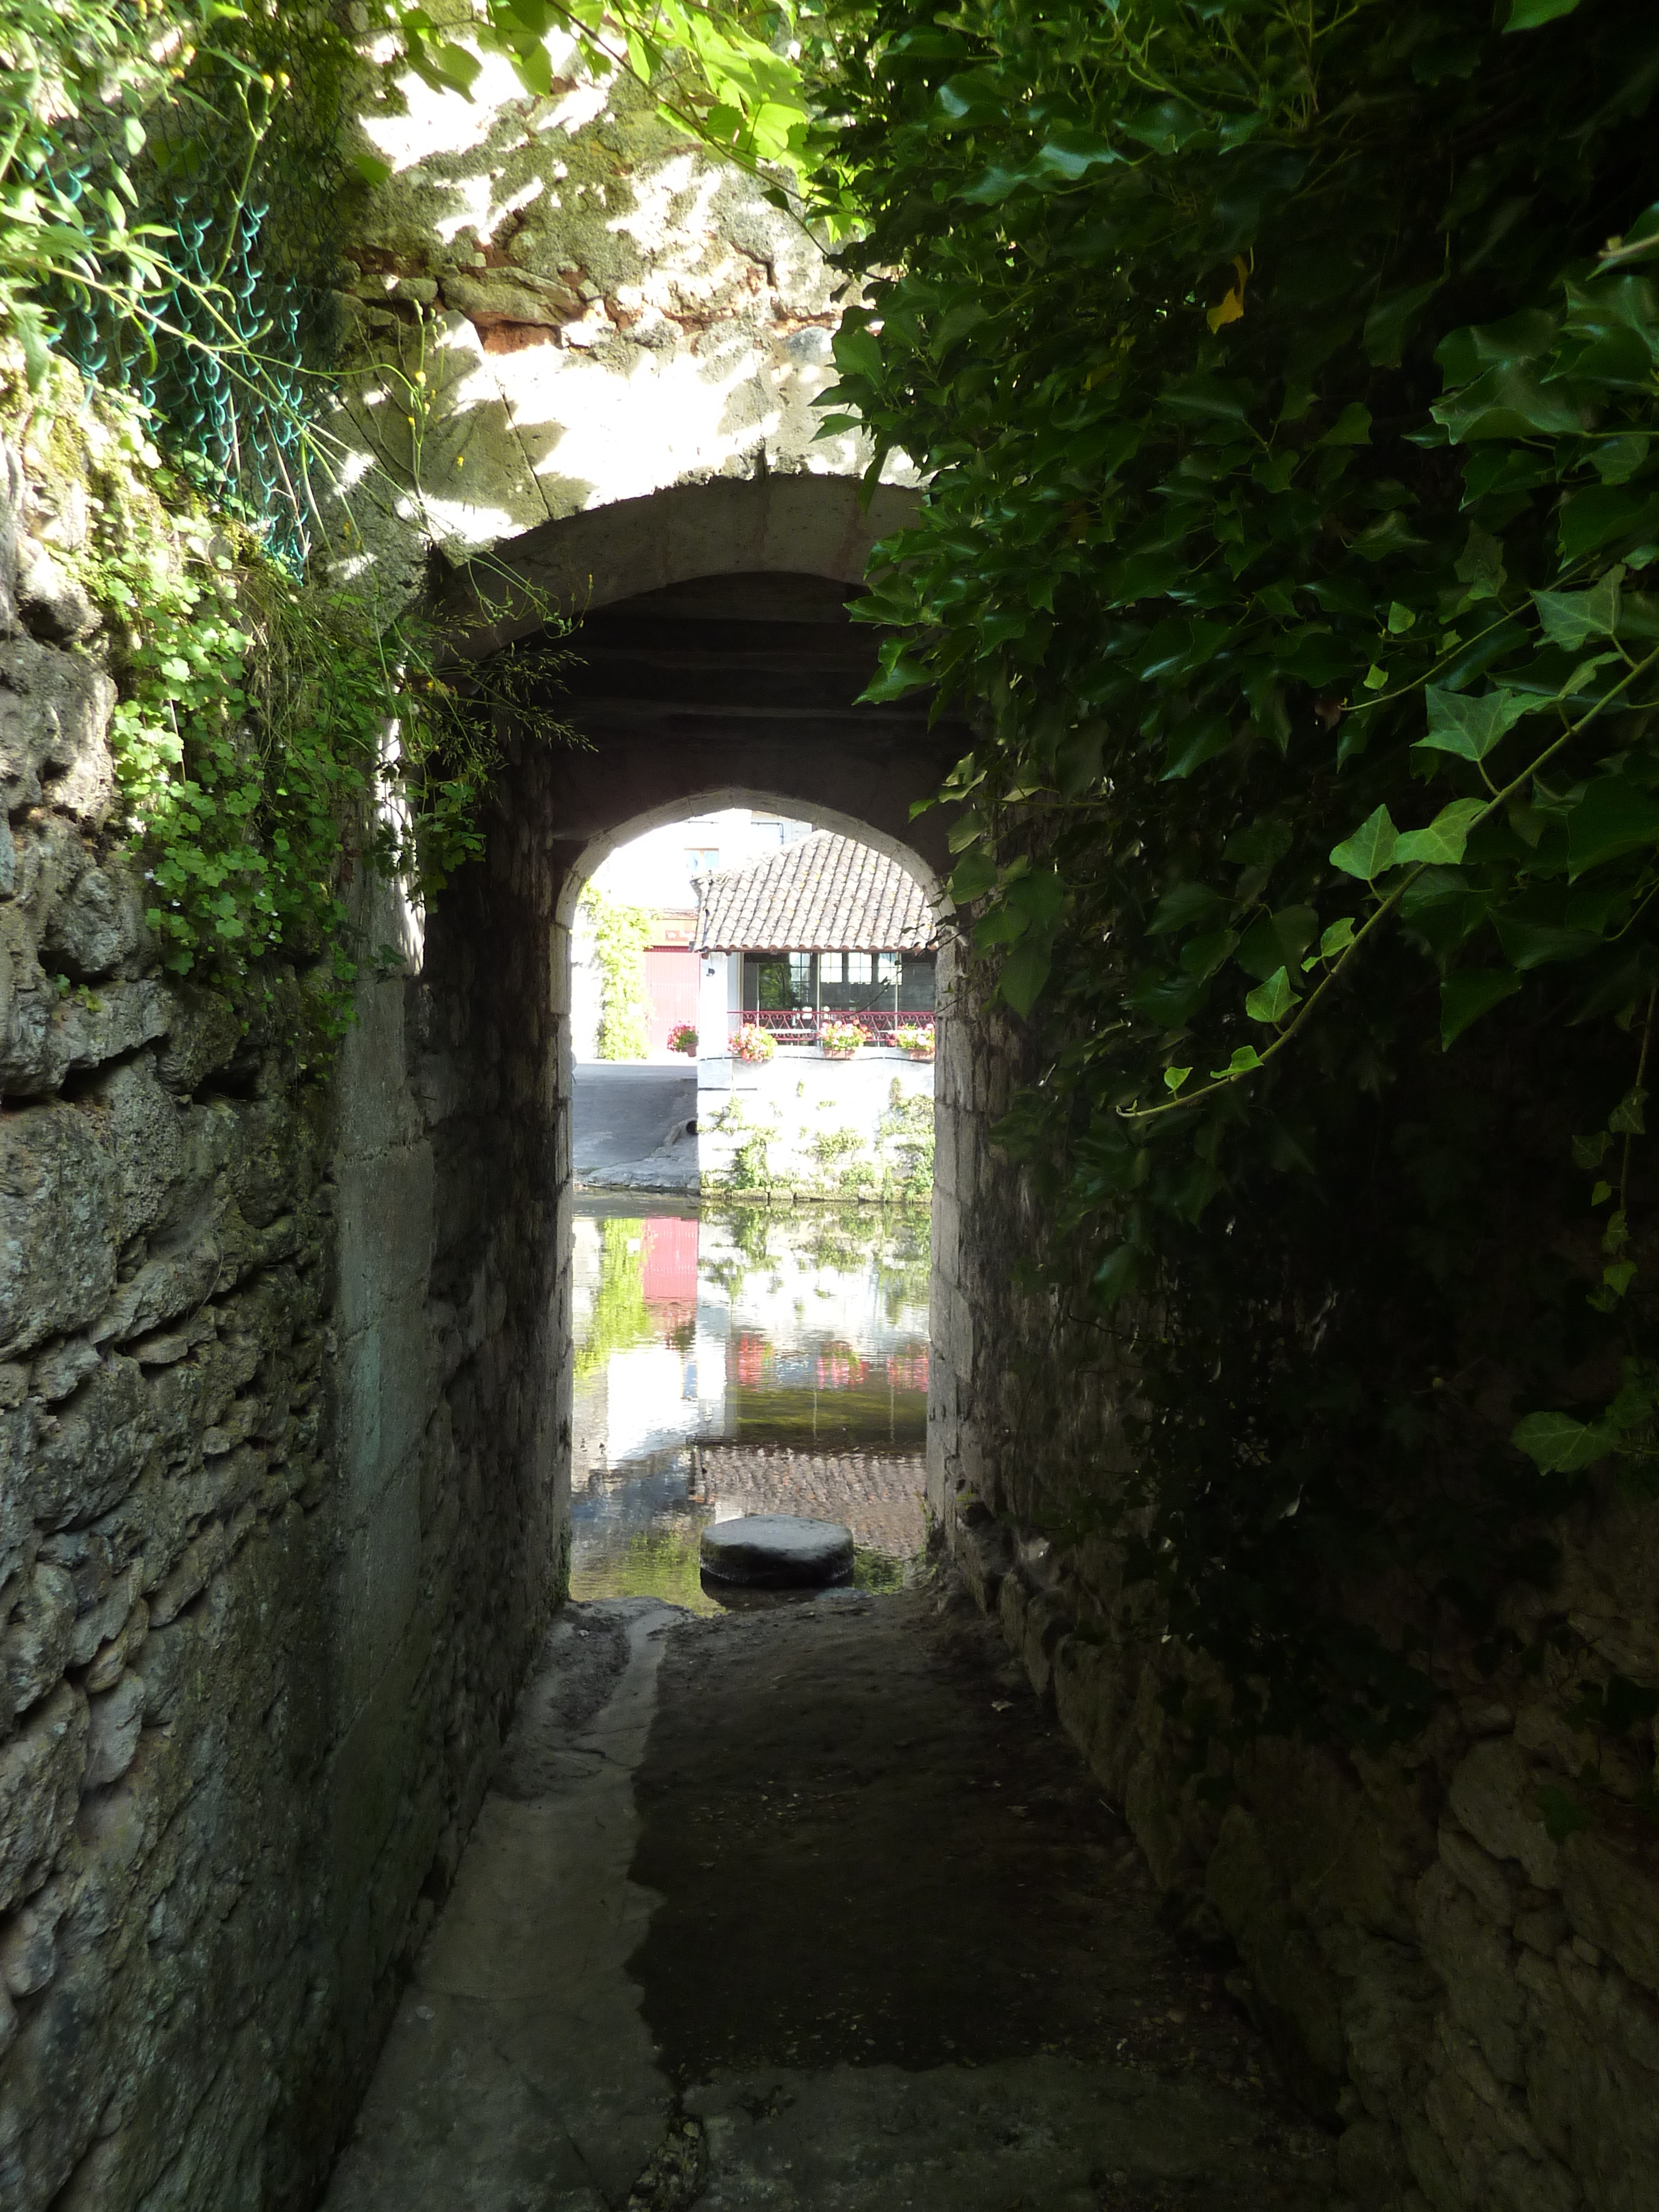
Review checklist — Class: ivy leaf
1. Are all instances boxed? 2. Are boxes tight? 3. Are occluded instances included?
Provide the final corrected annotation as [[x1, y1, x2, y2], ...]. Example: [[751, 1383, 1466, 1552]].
[[1511, 1410, 1612, 1473], [1395, 799, 1489, 866], [1565, 776, 1659, 879], [1441, 968, 1522, 1047], [1416, 685, 1534, 762], [1210, 1045, 1263, 1078], [1000, 939, 1051, 1017], [1363, 283, 1441, 369], [1319, 917, 1357, 959], [1329, 805, 1399, 880], [1180, 928, 1239, 979], [1148, 883, 1228, 934], [1319, 403, 1372, 446], [1533, 566, 1624, 650], [1504, 0, 1584, 26], [1455, 525, 1507, 602], [1244, 966, 1298, 1024], [1091, 1244, 1145, 1308], [948, 849, 997, 903], [1164, 1065, 1192, 1093], [1161, 712, 1233, 780]]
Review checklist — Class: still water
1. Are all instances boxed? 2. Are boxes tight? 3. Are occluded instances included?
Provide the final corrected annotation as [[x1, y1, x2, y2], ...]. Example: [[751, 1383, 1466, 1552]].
[[569, 1199, 930, 1612]]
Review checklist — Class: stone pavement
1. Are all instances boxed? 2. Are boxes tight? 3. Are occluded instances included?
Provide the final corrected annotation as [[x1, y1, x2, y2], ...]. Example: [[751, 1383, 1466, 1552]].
[[322, 1584, 1338, 2212]]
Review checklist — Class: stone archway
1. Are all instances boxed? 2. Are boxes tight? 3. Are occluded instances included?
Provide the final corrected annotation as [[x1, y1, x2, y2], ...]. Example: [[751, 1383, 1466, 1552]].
[[362, 474, 971, 1690]]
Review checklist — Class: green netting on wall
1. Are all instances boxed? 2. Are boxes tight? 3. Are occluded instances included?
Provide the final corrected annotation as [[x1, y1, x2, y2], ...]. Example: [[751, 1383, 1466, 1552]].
[[49, 16, 363, 574]]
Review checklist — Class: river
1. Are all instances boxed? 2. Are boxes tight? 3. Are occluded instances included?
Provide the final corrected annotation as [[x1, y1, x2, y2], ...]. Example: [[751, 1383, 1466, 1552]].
[[569, 1198, 930, 1610]]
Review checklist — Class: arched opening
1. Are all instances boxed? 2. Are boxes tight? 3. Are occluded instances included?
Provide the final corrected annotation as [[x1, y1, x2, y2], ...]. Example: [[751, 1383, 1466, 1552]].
[[389, 475, 971, 1666], [557, 791, 948, 1609]]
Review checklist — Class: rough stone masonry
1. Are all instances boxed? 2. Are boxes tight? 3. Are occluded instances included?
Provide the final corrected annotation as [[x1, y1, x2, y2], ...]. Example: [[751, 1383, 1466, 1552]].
[[0, 381, 562, 2206]]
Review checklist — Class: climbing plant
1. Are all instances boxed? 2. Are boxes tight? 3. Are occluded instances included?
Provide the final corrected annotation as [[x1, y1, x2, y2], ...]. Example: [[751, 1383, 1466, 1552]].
[[806, 0, 1659, 1746], [581, 886, 654, 1059]]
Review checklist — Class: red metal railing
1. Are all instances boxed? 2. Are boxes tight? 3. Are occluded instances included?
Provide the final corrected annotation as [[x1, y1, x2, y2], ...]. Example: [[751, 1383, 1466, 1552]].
[[728, 1008, 933, 1049]]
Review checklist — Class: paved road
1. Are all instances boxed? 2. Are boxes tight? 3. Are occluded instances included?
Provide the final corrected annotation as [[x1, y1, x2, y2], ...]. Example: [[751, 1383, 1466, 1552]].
[[324, 1582, 1338, 2212], [572, 1064, 697, 1176]]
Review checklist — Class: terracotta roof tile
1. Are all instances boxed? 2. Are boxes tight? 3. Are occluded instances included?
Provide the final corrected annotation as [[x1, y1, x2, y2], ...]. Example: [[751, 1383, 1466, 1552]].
[[694, 833, 936, 951]]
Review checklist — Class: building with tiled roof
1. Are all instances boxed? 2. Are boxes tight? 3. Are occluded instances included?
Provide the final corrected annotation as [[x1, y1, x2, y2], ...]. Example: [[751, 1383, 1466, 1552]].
[[694, 832, 939, 1049], [694, 833, 936, 953]]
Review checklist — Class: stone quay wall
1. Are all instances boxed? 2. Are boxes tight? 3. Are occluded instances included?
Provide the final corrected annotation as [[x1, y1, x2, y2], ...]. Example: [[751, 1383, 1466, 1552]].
[[0, 399, 562, 2207], [927, 974, 1659, 2212]]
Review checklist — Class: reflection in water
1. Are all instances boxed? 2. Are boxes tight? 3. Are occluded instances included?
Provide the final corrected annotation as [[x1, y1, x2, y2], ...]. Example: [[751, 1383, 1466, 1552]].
[[569, 1201, 929, 1612]]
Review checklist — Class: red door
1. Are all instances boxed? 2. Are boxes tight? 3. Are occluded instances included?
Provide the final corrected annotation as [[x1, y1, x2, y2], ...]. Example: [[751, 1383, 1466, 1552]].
[[645, 947, 700, 1055]]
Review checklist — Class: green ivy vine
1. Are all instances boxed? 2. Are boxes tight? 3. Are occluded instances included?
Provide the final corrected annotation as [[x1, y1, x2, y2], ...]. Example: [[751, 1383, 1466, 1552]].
[[806, 0, 1659, 1746]]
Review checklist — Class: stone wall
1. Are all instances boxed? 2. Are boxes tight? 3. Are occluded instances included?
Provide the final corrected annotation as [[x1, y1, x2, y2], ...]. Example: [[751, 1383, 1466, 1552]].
[[0, 389, 562, 2203], [327, 30, 892, 602], [696, 1047, 934, 1202], [928, 974, 1659, 2212]]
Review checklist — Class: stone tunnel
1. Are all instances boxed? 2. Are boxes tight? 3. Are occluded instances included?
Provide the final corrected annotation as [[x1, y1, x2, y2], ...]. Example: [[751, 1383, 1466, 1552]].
[[4, 37, 1657, 2212]]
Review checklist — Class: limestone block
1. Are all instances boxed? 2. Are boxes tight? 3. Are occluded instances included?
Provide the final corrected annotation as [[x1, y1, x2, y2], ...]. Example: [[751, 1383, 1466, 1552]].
[[442, 270, 582, 329], [1051, 1632, 1136, 1799], [1333, 1931, 1441, 2116], [0, 1100, 120, 1358], [0, 634, 115, 822], [1416, 1859, 1526, 2085], [0, 1871, 69, 1996], [1205, 1801, 1346, 2110], [1446, 1737, 1561, 1891], [30, 1338, 99, 1403], [89, 1236, 221, 1347], [41, 854, 147, 979], [2, 1562, 75, 1718], [1439, 1823, 1519, 1928], [66, 1563, 142, 1669], [156, 987, 242, 1093], [32, 1356, 155, 1530], [1020, 1585, 1071, 1701], [0, 1681, 87, 1912], [1558, 1815, 1659, 1998], [84, 1600, 147, 1693], [96, 1058, 188, 1245], [15, 540, 99, 645], [0, 1402, 42, 1578], [83, 1672, 146, 1789]]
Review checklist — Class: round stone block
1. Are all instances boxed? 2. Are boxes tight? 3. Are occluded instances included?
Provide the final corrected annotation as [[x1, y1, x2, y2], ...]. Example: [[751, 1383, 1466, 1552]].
[[700, 1514, 855, 1589]]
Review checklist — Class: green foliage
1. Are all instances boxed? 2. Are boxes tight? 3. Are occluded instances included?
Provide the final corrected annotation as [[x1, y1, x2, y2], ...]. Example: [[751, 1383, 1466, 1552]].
[[375, 0, 816, 184], [811, 0, 1659, 1743], [43, 378, 575, 1021], [0, 0, 201, 384], [575, 1216, 657, 1379], [581, 886, 654, 1060]]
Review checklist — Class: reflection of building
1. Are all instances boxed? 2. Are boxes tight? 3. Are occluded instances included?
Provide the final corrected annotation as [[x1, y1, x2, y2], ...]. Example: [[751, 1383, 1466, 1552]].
[[694, 832, 937, 1051]]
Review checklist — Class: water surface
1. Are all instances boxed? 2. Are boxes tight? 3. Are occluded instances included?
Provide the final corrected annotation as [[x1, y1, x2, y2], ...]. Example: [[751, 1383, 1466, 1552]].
[[569, 1199, 929, 1610]]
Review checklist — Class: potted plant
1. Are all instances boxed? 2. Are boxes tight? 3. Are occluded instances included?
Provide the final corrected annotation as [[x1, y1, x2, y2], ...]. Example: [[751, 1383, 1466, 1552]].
[[732, 1022, 776, 1064], [895, 1024, 935, 1061], [820, 1019, 864, 1061], [667, 1022, 698, 1056]]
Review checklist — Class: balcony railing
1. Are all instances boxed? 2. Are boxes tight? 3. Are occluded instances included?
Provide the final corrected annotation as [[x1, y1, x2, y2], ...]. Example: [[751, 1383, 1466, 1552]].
[[728, 1009, 932, 1049]]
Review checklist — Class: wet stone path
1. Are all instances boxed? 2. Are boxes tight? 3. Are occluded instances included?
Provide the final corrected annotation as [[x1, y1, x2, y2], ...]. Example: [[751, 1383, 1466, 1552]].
[[324, 1579, 1336, 2212]]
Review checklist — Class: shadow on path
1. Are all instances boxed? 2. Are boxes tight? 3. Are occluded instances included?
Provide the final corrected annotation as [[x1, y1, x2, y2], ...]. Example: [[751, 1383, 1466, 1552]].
[[324, 1580, 1337, 2212]]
